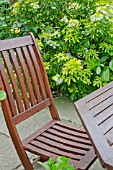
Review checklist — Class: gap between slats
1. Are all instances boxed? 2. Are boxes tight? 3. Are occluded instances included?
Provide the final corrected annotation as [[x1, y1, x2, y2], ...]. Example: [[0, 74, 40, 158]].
[[24, 143, 79, 166], [1, 50, 24, 114], [24, 143, 60, 159], [86, 87, 113, 109], [28, 45, 47, 100], [22, 46, 42, 103], [85, 81, 113, 103], [25, 144, 79, 167], [99, 115, 113, 135], [51, 124, 90, 140], [0, 64, 17, 116], [16, 47, 36, 106], [40, 132, 91, 150], [55, 121, 87, 134], [47, 128, 91, 145], [36, 136, 87, 156], [95, 104, 113, 125], [88, 95, 113, 117], [106, 128, 113, 147], [9, 49, 30, 109], [88, 94, 113, 111], [30, 140, 82, 160]]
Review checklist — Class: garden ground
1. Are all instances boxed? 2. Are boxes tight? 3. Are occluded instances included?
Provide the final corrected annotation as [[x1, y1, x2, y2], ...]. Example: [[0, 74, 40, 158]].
[[0, 96, 104, 170]]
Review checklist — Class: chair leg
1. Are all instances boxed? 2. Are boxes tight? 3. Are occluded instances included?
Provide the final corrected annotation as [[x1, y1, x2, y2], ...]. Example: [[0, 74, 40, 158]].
[[1, 100, 34, 169], [104, 164, 113, 170], [10, 142, 33, 170], [15, 146, 34, 170]]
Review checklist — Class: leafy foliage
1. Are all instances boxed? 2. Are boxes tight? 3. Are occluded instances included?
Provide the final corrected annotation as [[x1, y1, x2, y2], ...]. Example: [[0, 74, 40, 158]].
[[0, 90, 6, 101], [1, 0, 113, 100], [38, 156, 75, 170]]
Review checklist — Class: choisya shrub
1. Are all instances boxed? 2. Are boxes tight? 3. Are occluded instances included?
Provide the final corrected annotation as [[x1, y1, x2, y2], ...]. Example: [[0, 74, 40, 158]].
[[1, 0, 113, 100]]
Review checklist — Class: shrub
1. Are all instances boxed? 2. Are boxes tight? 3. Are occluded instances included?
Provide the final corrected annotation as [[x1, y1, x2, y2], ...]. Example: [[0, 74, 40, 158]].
[[1, 0, 113, 100], [38, 156, 75, 170]]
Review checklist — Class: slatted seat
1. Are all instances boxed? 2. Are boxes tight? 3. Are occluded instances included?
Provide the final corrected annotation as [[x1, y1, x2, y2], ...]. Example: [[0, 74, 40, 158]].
[[23, 120, 95, 169], [0, 33, 96, 170], [75, 81, 113, 170]]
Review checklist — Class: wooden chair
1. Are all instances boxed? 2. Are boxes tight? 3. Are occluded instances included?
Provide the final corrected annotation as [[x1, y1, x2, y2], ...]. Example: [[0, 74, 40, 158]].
[[0, 33, 96, 170], [75, 82, 113, 170]]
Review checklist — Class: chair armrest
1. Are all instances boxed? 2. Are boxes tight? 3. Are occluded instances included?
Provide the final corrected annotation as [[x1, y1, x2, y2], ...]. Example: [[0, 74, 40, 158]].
[[75, 100, 113, 169]]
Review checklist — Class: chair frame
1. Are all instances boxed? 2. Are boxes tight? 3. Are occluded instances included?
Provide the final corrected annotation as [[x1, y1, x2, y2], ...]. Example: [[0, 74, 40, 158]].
[[0, 33, 96, 170]]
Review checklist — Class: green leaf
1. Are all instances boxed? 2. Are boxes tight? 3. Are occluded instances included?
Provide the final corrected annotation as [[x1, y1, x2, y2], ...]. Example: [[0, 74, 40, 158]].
[[31, 27, 37, 34], [109, 52, 113, 56], [70, 93, 76, 101], [0, 17, 5, 21], [57, 156, 69, 165], [96, 66, 101, 75], [38, 161, 50, 170], [52, 165, 57, 170], [17, 23, 22, 28], [102, 68, 110, 81], [47, 158, 54, 166], [109, 60, 113, 71], [100, 56, 108, 62], [71, 77, 76, 82], [100, 64, 104, 67], [0, 90, 6, 101], [66, 165, 75, 170]]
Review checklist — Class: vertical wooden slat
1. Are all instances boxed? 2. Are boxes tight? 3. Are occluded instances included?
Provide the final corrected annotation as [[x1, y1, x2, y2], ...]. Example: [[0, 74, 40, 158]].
[[28, 45, 47, 100], [15, 47, 36, 106], [9, 49, 30, 109], [1, 51, 24, 114], [29, 32, 60, 120], [0, 57, 17, 116], [21, 46, 42, 103]]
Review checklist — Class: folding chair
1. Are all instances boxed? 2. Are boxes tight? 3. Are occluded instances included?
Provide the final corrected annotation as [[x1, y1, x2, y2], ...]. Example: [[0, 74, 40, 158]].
[[0, 33, 96, 170]]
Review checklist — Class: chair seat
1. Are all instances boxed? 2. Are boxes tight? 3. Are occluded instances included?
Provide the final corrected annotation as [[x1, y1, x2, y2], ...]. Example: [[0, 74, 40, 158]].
[[23, 120, 96, 170], [75, 81, 113, 169]]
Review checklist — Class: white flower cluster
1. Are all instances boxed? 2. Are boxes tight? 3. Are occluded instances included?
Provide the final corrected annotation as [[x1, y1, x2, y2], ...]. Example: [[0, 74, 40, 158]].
[[90, 4, 113, 22], [51, 6, 56, 9], [68, 19, 79, 27], [30, 2, 40, 9], [68, 2, 80, 10], [61, 16, 68, 23], [52, 31, 61, 38], [53, 74, 63, 84], [46, 40, 59, 49], [90, 13, 103, 21]]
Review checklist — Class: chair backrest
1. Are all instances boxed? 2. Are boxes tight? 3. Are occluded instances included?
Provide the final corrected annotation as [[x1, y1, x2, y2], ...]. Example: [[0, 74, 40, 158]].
[[0, 33, 60, 126]]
